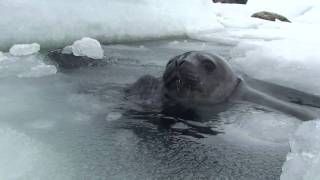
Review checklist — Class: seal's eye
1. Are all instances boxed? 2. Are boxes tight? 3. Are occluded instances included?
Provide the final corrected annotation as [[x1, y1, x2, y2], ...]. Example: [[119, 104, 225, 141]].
[[201, 59, 216, 73]]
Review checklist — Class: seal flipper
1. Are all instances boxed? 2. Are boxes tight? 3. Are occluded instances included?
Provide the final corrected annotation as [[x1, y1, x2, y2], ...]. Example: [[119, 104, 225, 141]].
[[246, 77, 320, 108], [234, 80, 319, 121]]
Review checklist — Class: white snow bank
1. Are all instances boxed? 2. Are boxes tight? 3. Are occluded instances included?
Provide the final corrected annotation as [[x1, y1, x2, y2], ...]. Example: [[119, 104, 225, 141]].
[[191, 1, 320, 95], [230, 39, 320, 94], [296, 5, 320, 24], [192, 0, 320, 44], [63, 37, 104, 59], [0, 0, 220, 50], [281, 120, 320, 180], [9, 43, 40, 56]]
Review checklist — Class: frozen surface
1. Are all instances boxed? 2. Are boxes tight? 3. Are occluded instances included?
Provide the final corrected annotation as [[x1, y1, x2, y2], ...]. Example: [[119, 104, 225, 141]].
[[0, 124, 73, 180], [0, 0, 219, 50], [1, 43, 56, 78], [0, 49, 56, 78], [9, 43, 40, 56], [281, 120, 320, 180], [223, 106, 300, 143], [229, 39, 320, 94], [65, 37, 104, 59], [0, 52, 6, 61]]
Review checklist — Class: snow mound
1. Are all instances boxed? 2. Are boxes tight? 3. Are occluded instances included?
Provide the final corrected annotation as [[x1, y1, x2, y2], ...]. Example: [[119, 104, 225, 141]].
[[9, 43, 40, 56], [281, 120, 320, 180], [64, 37, 104, 59]]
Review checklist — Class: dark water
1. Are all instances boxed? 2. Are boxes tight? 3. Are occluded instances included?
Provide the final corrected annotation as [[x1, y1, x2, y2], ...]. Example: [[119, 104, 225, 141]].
[[0, 39, 295, 180]]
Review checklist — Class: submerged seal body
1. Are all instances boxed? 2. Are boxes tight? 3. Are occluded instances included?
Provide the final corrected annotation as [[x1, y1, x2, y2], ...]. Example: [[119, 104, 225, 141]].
[[127, 51, 319, 121]]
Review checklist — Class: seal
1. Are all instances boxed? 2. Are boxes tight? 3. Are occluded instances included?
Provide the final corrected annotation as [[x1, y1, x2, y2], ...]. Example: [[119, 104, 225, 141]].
[[126, 51, 319, 121]]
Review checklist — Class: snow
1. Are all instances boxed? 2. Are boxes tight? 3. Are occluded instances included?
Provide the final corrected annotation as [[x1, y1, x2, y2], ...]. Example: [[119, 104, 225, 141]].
[[9, 43, 40, 56], [280, 120, 320, 180], [229, 39, 320, 94], [68, 37, 104, 59], [0, 0, 219, 50]]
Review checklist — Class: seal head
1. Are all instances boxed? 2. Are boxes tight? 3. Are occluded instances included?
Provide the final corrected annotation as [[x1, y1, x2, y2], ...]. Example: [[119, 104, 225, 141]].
[[163, 51, 239, 105]]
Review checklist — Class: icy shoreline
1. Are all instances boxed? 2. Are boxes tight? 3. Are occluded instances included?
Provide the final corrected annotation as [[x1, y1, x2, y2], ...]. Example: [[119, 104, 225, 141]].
[[0, 0, 219, 50]]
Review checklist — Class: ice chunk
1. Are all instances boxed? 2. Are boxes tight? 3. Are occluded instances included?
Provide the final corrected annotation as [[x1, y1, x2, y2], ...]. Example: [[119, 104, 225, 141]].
[[224, 107, 300, 143], [281, 120, 320, 180], [61, 45, 72, 54], [9, 43, 40, 56], [0, 54, 57, 78], [105, 112, 122, 122], [71, 37, 104, 59], [17, 64, 57, 78], [74, 112, 91, 122], [29, 120, 55, 129], [0, 51, 7, 61]]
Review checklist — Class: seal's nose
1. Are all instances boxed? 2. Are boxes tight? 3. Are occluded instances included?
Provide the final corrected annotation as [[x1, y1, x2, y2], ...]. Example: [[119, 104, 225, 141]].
[[163, 58, 201, 93]]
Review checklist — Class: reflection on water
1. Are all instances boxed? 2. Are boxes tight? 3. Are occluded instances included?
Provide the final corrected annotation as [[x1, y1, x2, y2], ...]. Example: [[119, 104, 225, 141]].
[[0, 39, 296, 180]]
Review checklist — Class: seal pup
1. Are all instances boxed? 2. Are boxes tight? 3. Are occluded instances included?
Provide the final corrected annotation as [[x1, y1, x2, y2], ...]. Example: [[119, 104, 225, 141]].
[[126, 51, 319, 121]]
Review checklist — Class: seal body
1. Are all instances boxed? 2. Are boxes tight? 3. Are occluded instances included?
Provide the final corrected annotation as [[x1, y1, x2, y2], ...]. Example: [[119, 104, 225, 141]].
[[251, 11, 291, 22], [127, 51, 319, 121], [212, 0, 247, 4]]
